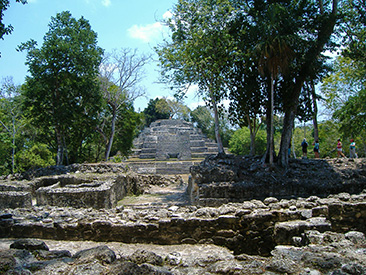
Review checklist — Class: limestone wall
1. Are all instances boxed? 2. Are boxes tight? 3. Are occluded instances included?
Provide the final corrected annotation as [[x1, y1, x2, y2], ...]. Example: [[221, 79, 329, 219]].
[[0, 192, 32, 209], [0, 171, 183, 210], [35, 178, 123, 209], [188, 155, 366, 206], [1, 193, 365, 256], [128, 161, 201, 174]]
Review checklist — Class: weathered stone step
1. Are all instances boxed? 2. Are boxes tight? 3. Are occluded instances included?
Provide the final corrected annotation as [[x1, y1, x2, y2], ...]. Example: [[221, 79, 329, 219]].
[[191, 147, 209, 153], [274, 217, 332, 245], [190, 140, 205, 147], [139, 154, 156, 159], [140, 148, 156, 154]]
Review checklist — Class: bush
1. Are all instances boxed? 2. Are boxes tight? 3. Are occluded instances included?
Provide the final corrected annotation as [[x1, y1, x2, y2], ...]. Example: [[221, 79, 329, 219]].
[[15, 143, 55, 172], [229, 127, 266, 156]]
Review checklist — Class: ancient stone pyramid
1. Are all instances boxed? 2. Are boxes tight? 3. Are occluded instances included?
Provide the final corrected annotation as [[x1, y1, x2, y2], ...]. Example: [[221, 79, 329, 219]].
[[132, 119, 218, 160]]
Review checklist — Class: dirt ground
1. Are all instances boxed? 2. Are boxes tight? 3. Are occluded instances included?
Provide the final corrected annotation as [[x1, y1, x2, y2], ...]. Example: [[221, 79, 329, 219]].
[[118, 174, 190, 207]]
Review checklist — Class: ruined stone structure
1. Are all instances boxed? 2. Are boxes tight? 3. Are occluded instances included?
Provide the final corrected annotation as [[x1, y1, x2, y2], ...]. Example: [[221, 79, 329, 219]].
[[0, 164, 182, 210], [132, 119, 218, 160], [128, 160, 201, 175], [1, 192, 366, 258], [1, 160, 366, 274], [189, 155, 366, 206]]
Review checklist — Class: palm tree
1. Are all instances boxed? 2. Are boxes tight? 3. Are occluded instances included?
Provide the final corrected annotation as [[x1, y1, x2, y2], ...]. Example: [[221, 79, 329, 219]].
[[257, 35, 293, 166]]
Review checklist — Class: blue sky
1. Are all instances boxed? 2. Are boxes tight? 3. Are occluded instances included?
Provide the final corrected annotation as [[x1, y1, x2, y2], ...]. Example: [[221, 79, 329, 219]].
[[0, 0, 202, 111]]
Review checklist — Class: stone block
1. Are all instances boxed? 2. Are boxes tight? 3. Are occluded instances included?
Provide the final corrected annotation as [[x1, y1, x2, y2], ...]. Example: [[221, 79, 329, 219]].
[[36, 177, 124, 209], [0, 191, 32, 209]]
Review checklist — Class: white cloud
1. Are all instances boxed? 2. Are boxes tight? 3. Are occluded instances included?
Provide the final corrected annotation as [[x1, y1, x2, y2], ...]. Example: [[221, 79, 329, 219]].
[[128, 22, 168, 43], [101, 0, 111, 7], [185, 84, 199, 96], [162, 10, 173, 20], [188, 100, 206, 110]]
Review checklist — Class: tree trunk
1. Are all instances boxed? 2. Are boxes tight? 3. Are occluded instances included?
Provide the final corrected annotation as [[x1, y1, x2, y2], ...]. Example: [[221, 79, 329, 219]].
[[311, 81, 319, 142], [105, 107, 117, 161], [277, 74, 304, 167], [277, 0, 338, 167], [261, 86, 272, 164], [278, 108, 296, 167], [269, 74, 274, 167], [63, 135, 69, 165], [247, 115, 256, 156], [211, 96, 225, 155], [55, 126, 64, 165]]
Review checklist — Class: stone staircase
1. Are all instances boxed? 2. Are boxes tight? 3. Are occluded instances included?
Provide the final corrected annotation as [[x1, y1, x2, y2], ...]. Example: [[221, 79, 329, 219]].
[[132, 119, 218, 160]]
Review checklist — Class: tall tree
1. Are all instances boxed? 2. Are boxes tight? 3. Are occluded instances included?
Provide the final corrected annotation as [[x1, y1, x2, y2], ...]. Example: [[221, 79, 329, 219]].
[[255, 4, 294, 166], [19, 11, 103, 165], [155, 96, 191, 121], [227, 6, 267, 156], [340, 0, 366, 64], [230, 0, 339, 167], [0, 77, 24, 173], [323, 0, 366, 144], [276, 0, 339, 167], [156, 0, 236, 155], [143, 98, 171, 127], [98, 48, 150, 160]]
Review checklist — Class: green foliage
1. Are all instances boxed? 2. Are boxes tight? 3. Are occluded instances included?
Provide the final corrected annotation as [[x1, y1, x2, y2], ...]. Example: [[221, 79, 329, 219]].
[[321, 56, 364, 112], [111, 105, 142, 157], [191, 106, 213, 137], [19, 11, 104, 164], [321, 56, 366, 155], [190, 106, 233, 147], [0, 131, 11, 175], [229, 127, 266, 156], [318, 1, 366, 158], [15, 143, 55, 172], [156, 97, 191, 121], [157, 0, 235, 96], [340, 0, 366, 65], [143, 98, 171, 126], [0, 77, 27, 174], [333, 89, 366, 139], [291, 120, 341, 159]]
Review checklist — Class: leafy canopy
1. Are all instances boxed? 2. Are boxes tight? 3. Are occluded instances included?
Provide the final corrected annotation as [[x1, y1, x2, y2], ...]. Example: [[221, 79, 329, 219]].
[[19, 11, 104, 164]]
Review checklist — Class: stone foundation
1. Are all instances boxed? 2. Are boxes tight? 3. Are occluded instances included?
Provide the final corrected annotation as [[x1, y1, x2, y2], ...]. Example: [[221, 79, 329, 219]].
[[188, 155, 366, 206], [0, 169, 183, 210], [1, 192, 366, 256], [0, 181, 33, 209], [35, 176, 123, 209]]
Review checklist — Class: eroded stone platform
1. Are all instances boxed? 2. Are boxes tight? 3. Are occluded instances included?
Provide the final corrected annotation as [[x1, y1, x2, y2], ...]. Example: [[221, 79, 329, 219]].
[[0, 168, 183, 210], [132, 119, 218, 160], [189, 155, 366, 206], [1, 192, 366, 257]]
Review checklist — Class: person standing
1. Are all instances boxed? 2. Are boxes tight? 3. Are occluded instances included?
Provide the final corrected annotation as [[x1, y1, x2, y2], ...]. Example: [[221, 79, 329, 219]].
[[337, 138, 346, 158], [350, 139, 357, 158], [313, 140, 320, 158], [301, 138, 308, 158]]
